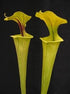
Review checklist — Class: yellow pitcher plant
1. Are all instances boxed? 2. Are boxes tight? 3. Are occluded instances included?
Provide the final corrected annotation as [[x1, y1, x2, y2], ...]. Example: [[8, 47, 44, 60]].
[[4, 11, 33, 94], [35, 10, 67, 94]]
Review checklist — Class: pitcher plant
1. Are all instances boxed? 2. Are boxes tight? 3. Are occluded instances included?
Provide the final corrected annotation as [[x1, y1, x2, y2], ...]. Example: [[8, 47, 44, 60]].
[[35, 10, 67, 94], [4, 11, 33, 94]]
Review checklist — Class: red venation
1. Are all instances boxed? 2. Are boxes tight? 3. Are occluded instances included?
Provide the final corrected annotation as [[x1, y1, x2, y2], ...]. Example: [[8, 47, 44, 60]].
[[15, 18, 25, 36]]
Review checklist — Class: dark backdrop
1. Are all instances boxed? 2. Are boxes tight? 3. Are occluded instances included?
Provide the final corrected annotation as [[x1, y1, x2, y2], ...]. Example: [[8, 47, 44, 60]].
[[0, 0, 70, 94]]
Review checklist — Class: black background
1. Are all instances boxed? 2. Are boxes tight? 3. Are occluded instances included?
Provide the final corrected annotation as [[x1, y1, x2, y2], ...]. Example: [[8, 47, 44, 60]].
[[0, 0, 70, 94]]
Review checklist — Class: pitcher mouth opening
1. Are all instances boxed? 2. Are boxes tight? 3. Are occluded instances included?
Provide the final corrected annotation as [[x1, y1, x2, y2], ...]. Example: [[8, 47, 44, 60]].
[[40, 37, 64, 43], [10, 34, 33, 39]]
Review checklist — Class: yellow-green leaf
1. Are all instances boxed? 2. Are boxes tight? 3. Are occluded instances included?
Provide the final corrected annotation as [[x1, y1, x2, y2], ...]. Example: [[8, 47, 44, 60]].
[[35, 10, 67, 41], [35, 10, 68, 94], [4, 11, 31, 36]]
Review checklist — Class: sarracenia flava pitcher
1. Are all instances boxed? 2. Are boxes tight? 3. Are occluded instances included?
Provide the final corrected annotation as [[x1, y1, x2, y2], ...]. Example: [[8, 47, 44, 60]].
[[35, 10, 67, 94], [4, 11, 33, 94]]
